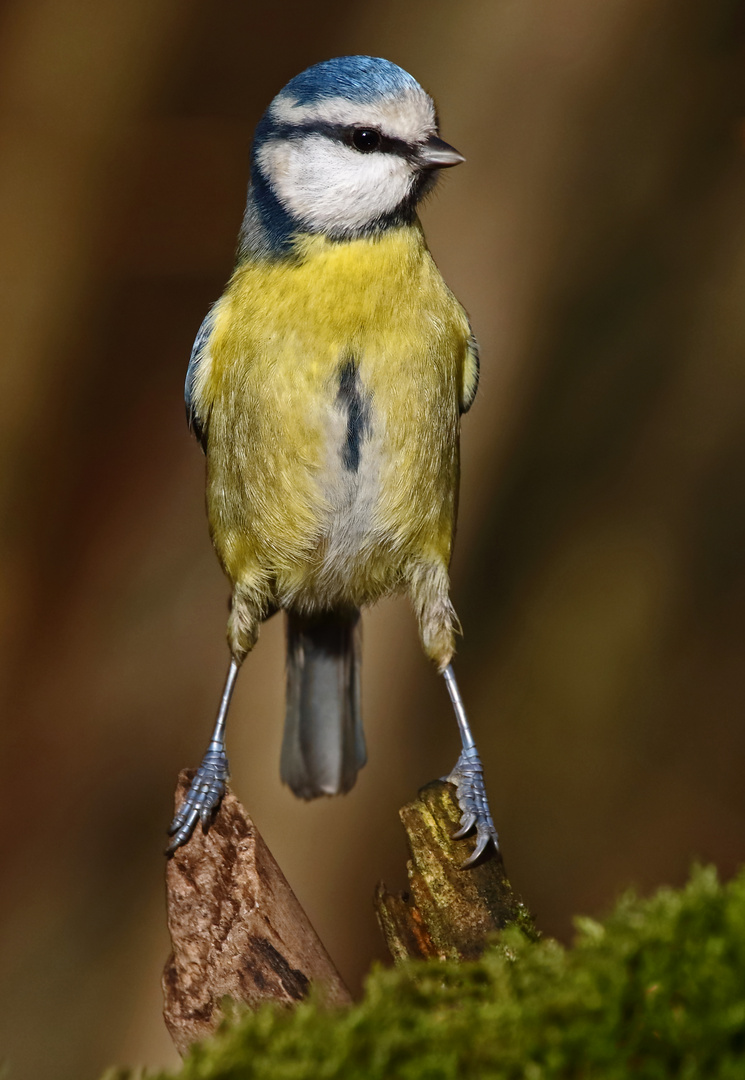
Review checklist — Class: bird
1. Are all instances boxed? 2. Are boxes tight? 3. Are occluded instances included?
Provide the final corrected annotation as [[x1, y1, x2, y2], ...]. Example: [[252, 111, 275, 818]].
[[167, 55, 499, 866]]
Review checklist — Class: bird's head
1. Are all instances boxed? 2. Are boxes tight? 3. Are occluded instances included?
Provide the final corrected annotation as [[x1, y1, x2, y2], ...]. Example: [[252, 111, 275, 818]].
[[245, 55, 464, 252]]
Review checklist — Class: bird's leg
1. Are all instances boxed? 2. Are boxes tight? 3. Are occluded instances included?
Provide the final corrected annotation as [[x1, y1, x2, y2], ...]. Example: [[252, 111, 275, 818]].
[[441, 664, 500, 867], [406, 562, 497, 866], [166, 656, 239, 853]]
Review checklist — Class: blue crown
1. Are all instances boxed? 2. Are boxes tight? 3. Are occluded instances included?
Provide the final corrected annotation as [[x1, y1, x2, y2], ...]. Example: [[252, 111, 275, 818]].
[[277, 56, 422, 106]]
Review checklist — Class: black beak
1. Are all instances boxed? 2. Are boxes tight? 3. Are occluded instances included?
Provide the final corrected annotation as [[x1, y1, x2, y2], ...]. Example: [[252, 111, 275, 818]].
[[417, 134, 465, 170]]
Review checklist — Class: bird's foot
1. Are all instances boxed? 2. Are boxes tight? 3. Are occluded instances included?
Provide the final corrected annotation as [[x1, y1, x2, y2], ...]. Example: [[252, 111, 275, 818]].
[[166, 745, 229, 853], [443, 745, 500, 868]]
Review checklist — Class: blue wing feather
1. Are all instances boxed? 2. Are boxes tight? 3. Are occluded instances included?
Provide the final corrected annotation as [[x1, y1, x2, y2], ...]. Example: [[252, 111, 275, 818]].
[[185, 309, 215, 451], [460, 330, 479, 414]]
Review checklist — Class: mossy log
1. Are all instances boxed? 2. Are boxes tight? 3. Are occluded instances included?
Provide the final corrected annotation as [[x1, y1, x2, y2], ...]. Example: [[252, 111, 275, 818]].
[[125, 866, 745, 1080], [163, 771, 351, 1055], [375, 780, 536, 962]]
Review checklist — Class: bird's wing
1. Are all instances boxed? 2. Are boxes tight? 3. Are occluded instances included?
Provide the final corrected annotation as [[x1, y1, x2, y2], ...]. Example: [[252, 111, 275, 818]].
[[185, 307, 216, 452], [460, 329, 480, 414]]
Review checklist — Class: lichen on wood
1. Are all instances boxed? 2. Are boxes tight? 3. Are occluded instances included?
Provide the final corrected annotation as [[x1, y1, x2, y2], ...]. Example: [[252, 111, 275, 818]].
[[375, 779, 536, 962]]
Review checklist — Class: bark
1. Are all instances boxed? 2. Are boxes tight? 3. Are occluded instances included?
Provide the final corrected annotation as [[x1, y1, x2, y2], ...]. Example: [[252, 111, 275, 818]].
[[163, 771, 351, 1056]]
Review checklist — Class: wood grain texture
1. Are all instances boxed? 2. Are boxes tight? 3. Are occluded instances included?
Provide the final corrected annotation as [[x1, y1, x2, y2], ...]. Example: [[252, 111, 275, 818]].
[[375, 780, 536, 962], [163, 771, 351, 1055]]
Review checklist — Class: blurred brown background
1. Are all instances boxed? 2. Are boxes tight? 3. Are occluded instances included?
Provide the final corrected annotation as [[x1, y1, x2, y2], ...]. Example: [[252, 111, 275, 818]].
[[2, 0, 745, 1077]]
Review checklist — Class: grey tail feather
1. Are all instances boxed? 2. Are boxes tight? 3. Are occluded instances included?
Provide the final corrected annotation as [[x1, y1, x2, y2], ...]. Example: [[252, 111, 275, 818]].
[[281, 608, 366, 799]]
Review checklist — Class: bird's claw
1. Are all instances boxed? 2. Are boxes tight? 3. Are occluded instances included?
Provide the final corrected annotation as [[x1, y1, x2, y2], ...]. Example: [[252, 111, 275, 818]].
[[166, 746, 229, 853], [442, 746, 499, 868], [452, 811, 477, 840]]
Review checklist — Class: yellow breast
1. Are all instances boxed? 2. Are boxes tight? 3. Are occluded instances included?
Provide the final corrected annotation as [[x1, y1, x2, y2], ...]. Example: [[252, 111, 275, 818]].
[[194, 226, 471, 610]]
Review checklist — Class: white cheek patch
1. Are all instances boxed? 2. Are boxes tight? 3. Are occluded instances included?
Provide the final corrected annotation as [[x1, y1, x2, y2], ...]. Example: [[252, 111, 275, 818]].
[[270, 89, 436, 145], [257, 136, 415, 234]]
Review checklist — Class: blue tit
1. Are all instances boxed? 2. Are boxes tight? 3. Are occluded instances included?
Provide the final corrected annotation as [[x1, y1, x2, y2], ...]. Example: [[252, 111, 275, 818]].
[[168, 55, 498, 866]]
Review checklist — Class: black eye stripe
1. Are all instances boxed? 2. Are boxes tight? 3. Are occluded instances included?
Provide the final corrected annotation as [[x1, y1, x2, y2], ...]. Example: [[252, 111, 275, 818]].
[[269, 120, 413, 159], [344, 125, 408, 156]]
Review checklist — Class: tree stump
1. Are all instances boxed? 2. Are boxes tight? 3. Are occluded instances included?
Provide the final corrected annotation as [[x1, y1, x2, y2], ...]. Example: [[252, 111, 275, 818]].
[[375, 780, 536, 962], [163, 771, 351, 1056]]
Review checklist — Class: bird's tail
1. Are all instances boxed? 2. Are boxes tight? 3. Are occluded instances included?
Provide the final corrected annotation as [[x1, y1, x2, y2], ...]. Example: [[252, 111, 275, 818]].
[[281, 609, 366, 799]]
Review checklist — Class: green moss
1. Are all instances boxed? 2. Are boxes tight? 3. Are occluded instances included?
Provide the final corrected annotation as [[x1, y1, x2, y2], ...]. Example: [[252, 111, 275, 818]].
[[124, 866, 745, 1079]]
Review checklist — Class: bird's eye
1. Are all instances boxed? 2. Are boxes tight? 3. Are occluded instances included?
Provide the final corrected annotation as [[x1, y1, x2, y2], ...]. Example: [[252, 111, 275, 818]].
[[351, 128, 381, 153]]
